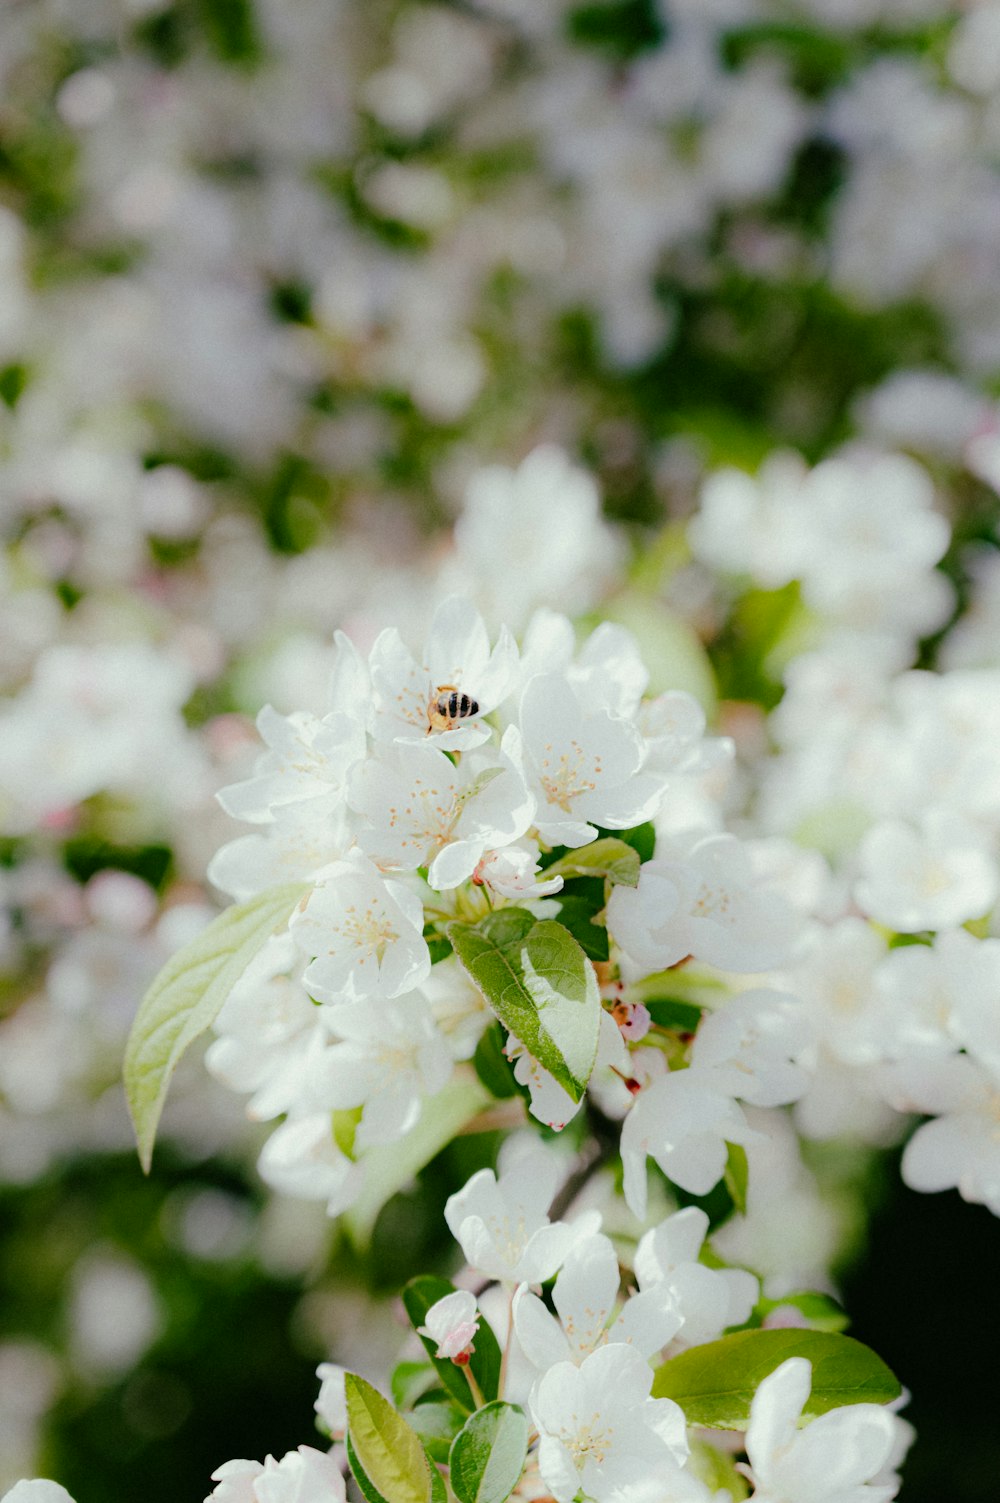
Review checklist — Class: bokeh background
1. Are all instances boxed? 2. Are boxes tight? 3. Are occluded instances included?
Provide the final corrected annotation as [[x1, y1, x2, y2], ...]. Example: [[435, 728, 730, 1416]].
[[2, 1, 1000, 1498]]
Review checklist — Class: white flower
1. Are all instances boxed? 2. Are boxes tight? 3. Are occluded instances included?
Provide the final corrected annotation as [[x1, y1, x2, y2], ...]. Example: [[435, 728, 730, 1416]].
[[208, 795, 355, 902], [311, 993, 453, 1148], [565, 622, 649, 720], [314, 1363, 347, 1438], [290, 852, 430, 1002], [743, 1357, 899, 1502], [369, 595, 518, 751], [418, 1290, 480, 1361], [531, 1344, 693, 1503], [689, 453, 810, 589], [881, 1055, 1000, 1215], [944, 933, 1000, 1072], [513, 1231, 682, 1373], [689, 992, 813, 1109], [870, 928, 998, 1063], [352, 736, 533, 889], [640, 691, 732, 783], [216, 700, 366, 825], [1, 1485, 76, 1503], [508, 1011, 628, 1131], [621, 1068, 758, 1219], [514, 673, 662, 847], [854, 809, 998, 933], [206, 935, 328, 1121], [607, 837, 800, 976], [796, 452, 951, 638], [444, 1146, 600, 1284], [205, 1447, 346, 1503], [446, 446, 625, 631], [472, 839, 564, 900], [257, 1115, 362, 1216], [784, 919, 889, 1071], [634, 1207, 758, 1350]]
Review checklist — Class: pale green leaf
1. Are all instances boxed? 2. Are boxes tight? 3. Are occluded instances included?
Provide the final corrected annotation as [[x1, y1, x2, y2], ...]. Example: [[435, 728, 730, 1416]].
[[346, 1373, 431, 1503], [344, 1075, 490, 1246], [723, 1141, 749, 1216], [652, 1329, 901, 1430], [448, 911, 601, 1102], [543, 837, 640, 887], [688, 1440, 750, 1499], [124, 883, 308, 1172], [757, 1292, 849, 1334], [449, 1402, 529, 1503]]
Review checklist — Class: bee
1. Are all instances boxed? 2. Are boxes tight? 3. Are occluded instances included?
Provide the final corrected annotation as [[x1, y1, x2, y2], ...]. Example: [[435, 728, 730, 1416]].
[[428, 684, 480, 733]]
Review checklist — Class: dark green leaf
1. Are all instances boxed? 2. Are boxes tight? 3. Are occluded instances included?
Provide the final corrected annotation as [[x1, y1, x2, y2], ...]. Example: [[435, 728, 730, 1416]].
[[448, 911, 601, 1102], [449, 1402, 529, 1503], [644, 998, 704, 1032], [426, 929, 454, 965], [426, 1456, 446, 1503], [403, 1276, 502, 1411], [652, 1329, 902, 1430], [473, 1022, 526, 1101], [552, 894, 609, 962]]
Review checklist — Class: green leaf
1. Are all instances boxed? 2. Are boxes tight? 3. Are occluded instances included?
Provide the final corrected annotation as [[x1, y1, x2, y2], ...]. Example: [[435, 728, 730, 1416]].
[[472, 1022, 526, 1101], [426, 1456, 446, 1503], [543, 837, 640, 888], [756, 1292, 849, 1334], [688, 1440, 750, 1500], [345, 1373, 432, 1503], [344, 1076, 490, 1246], [552, 894, 609, 962], [333, 1105, 363, 1160], [403, 1276, 502, 1411], [644, 998, 704, 1032], [448, 911, 601, 1102], [426, 929, 454, 965], [652, 1329, 902, 1430], [597, 821, 656, 863], [391, 1361, 438, 1410], [124, 883, 308, 1172], [449, 1402, 529, 1503], [409, 1401, 465, 1464], [347, 1432, 390, 1503], [723, 1142, 749, 1216]]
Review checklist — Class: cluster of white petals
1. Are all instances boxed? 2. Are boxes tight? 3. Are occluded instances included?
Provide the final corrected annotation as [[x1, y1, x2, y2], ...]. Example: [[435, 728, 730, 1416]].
[[204, 590, 803, 1209]]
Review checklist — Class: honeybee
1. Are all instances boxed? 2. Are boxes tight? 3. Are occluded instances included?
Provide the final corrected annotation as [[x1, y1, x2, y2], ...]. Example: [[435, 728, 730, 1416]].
[[428, 684, 480, 733]]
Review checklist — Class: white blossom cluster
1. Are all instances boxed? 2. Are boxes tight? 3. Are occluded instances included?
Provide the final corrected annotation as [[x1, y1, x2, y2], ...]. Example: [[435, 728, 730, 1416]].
[[5, 1143, 911, 1503], [202, 591, 824, 1222], [686, 439, 1000, 1217]]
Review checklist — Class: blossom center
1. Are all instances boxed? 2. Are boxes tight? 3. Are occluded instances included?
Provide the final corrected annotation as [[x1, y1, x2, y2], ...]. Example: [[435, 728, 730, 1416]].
[[485, 1211, 528, 1264], [538, 739, 601, 812], [567, 1414, 613, 1467], [692, 882, 732, 920], [339, 902, 399, 959]]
